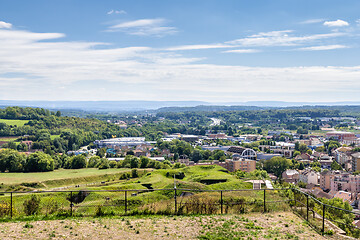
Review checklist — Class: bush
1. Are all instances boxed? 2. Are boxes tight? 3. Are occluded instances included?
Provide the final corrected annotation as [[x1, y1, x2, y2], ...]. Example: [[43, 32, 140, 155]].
[[131, 169, 138, 178], [0, 201, 14, 217], [23, 194, 41, 215]]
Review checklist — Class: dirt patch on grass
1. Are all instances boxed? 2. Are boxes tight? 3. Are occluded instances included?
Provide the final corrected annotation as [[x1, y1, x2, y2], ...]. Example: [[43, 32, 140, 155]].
[[0, 212, 342, 239]]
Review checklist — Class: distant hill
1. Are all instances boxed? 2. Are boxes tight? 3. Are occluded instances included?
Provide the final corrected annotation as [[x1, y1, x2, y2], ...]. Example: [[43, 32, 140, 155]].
[[0, 100, 209, 112], [2, 100, 360, 113], [156, 105, 267, 112]]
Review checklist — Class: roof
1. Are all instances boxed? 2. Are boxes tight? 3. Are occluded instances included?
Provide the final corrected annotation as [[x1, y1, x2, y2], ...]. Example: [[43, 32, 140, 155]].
[[352, 152, 360, 158], [283, 169, 299, 176]]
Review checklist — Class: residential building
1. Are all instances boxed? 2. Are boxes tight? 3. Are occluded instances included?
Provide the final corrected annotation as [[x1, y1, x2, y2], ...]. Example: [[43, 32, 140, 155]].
[[320, 170, 332, 190], [298, 170, 319, 185], [334, 146, 354, 165], [352, 152, 360, 172], [214, 158, 256, 172], [282, 170, 299, 183]]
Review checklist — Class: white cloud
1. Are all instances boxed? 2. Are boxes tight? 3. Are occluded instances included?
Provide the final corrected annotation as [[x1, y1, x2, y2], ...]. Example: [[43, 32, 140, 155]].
[[107, 18, 177, 36], [1, 27, 360, 102], [356, 19, 360, 26], [107, 9, 127, 15], [300, 19, 325, 24], [227, 30, 344, 47], [0, 21, 12, 29], [222, 49, 260, 53], [298, 44, 348, 51], [323, 19, 349, 27], [165, 44, 234, 51]]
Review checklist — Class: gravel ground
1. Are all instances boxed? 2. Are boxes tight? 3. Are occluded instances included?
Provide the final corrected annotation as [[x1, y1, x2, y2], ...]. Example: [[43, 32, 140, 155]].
[[0, 211, 343, 239]]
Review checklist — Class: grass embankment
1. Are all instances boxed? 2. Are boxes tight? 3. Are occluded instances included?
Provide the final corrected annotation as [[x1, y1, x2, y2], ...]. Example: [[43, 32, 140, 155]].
[[0, 166, 286, 218], [0, 212, 335, 240], [0, 168, 133, 190], [0, 119, 29, 127]]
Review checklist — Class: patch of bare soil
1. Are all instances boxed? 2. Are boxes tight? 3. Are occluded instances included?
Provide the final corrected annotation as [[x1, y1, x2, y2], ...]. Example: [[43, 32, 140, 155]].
[[0, 212, 343, 239]]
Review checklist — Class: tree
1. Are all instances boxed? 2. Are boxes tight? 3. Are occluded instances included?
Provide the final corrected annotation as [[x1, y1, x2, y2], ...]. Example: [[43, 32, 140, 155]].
[[263, 156, 290, 178], [87, 156, 101, 168], [140, 156, 149, 168], [69, 155, 87, 169], [25, 152, 54, 172], [191, 149, 202, 163], [298, 162, 305, 170], [130, 156, 139, 168], [298, 143, 309, 153], [331, 160, 342, 170]]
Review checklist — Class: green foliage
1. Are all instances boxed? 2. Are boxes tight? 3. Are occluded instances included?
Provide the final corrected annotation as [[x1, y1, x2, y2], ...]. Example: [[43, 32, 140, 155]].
[[23, 194, 41, 215], [64, 154, 86, 169], [26, 152, 54, 172], [331, 160, 342, 170], [263, 157, 290, 178]]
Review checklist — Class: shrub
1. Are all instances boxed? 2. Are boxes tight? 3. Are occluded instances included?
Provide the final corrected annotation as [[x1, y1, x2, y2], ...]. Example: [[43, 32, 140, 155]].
[[131, 169, 138, 178], [23, 194, 41, 215], [0, 201, 14, 217]]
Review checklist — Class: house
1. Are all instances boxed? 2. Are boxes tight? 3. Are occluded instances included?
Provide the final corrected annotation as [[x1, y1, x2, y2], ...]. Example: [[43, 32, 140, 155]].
[[298, 170, 319, 185], [295, 153, 311, 161], [282, 170, 299, 183]]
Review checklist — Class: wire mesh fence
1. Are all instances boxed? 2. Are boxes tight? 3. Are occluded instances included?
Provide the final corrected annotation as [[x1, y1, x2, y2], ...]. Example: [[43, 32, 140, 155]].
[[0, 188, 360, 238]]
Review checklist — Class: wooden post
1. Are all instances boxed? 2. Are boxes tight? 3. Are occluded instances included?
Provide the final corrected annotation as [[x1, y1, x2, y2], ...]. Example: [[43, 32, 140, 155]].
[[174, 188, 177, 215], [322, 204, 325, 234], [306, 195, 309, 221], [263, 189, 266, 212], [125, 191, 127, 214], [220, 191, 223, 214], [10, 192, 13, 218], [70, 191, 73, 216]]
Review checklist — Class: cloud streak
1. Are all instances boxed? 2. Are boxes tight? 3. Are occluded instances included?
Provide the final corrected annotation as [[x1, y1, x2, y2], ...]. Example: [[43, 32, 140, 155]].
[[324, 19, 349, 27], [107, 18, 177, 36], [222, 49, 260, 53], [298, 44, 349, 51], [107, 9, 127, 15]]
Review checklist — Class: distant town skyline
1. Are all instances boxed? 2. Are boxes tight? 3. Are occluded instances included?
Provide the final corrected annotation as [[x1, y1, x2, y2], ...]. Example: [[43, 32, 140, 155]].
[[1, 0, 360, 102]]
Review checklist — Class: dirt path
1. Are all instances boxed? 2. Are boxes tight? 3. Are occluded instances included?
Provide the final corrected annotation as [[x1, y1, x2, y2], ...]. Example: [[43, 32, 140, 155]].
[[0, 212, 341, 239]]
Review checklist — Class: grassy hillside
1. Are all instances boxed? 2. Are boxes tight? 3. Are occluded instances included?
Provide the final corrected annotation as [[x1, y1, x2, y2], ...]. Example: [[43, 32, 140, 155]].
[[0, 168, 134, 191], [0, 119, 29, 127]]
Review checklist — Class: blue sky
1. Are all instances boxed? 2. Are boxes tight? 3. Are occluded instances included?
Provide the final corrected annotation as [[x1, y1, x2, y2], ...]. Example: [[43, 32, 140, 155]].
[[1, 0, 360, 102]]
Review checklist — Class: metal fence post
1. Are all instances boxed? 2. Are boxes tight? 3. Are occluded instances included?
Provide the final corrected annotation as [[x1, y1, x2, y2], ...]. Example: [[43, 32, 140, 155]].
[[70, 191, 73, 216], [306, 194, 309, 221], [322, 204, 325, 234], [263, 189, 266, 212], [220, 191, 223, 214], [174, 188, 177, 215], [10, 192, 13, 218], [125, 191, 127, 214]]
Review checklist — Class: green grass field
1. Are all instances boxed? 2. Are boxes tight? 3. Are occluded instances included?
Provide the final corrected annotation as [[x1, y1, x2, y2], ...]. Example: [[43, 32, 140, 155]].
[[0, 168, 131, 188], [0, 136, 20, 142], [0, 119, 29, 127]]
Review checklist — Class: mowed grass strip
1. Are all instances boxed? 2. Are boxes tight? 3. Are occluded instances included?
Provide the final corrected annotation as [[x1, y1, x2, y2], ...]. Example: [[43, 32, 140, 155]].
[[0, 119, 29, 127], [0, 136, 20, 142], [0, 168, 131, 186]]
